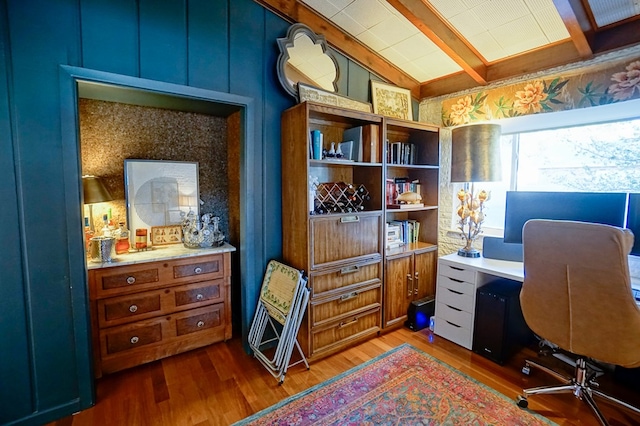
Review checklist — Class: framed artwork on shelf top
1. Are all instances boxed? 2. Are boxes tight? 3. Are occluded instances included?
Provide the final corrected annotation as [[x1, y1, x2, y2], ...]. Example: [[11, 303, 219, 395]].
[[370, 80, 413, 120], [298, 82, 373, 113], [124, 159, 199, 244]]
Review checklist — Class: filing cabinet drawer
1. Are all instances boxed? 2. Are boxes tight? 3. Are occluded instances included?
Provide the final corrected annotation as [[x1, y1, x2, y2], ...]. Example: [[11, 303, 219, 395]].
[[311, 259, 381, 297], [435, 301, 473, 330], [434, 316, 472, 350], [311, 307, 381, 358], [310, 213, 382, 269], [310, 282, 382, 327], [438, 262, 475, 283], [436, 277, 474, 312]]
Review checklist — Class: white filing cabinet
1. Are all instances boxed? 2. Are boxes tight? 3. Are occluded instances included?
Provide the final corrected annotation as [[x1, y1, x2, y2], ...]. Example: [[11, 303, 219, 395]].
[[434, 253, 525, 350]]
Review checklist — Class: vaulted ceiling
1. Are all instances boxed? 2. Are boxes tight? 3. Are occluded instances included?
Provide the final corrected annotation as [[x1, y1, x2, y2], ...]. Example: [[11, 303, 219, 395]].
[[256, 0, 640, 99]]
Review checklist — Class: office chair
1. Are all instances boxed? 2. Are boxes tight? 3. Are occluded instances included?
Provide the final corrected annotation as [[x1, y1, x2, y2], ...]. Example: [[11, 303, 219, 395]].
[[516, 219, 640, 426]]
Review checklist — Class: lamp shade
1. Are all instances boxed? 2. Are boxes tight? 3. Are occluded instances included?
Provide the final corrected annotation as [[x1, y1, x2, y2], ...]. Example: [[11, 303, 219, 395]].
[[451, 123, 502, 183], [82, 175, 113, 204]]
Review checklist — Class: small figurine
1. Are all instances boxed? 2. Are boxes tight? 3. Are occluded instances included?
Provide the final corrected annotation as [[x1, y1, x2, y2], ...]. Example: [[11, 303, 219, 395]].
[[396, 191, 422, 204]]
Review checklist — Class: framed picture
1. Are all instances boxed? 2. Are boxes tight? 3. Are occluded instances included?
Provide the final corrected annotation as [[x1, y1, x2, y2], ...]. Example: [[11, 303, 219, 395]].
[[370, 80, 413, 120], [124, 160, 199, 244], [298, 82, 373, 113], [151, 225, 183, 245]]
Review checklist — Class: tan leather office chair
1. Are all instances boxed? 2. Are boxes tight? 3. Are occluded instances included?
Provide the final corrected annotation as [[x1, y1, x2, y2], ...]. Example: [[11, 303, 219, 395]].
[[517, 219, 640, 425]]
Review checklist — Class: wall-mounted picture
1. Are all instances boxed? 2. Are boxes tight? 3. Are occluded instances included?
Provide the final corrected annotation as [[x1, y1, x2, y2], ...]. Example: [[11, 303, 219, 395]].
[[124, 160, 199, 243], [370, 80, 413, 120]]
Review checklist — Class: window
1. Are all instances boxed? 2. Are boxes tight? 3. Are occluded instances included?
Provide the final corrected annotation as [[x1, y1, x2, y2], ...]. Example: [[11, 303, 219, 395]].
[[451, 115, 640, 236]]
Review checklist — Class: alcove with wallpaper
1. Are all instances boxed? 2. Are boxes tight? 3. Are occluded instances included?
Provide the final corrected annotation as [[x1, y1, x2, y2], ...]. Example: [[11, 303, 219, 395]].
[[64, 68, 256, 343]]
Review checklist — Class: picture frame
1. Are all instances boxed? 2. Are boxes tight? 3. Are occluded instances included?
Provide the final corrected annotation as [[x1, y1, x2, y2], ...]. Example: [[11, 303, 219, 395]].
[[150, 225, 183, 245], [370, 80, 413, 120], [298, 82, 373, 113], [124, 159, 199, 244]]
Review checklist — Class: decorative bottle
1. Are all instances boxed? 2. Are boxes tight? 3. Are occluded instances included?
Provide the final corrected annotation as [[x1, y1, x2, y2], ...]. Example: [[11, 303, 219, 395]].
[[115, 222, 130, 254]]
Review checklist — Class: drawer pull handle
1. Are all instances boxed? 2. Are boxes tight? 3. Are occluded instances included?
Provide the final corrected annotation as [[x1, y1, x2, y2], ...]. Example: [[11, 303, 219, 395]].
[[407, 274, 413, 297], [196, 293, 204, 301], [414, 273, 419, 295], [450, 266, 464, 271], [339, 291, 358, 302], [446, 320, 461, 328], [338, 318, 358, 328], [339, 215, 360, 223], [446, 304, 462, 312], [197, 320, 205, 328], [447, 288, 463, 295], [448, 278, 464, 283], [194, 267, 203, 274], [130, 336, 139, 344], [129, 304, 138, 313], [339, 265, 359, 275], [126, 276, 136, 285]]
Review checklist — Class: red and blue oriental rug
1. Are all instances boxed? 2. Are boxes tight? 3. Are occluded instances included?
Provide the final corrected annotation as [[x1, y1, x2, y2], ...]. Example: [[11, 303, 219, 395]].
[[234, 343, 555, 425]]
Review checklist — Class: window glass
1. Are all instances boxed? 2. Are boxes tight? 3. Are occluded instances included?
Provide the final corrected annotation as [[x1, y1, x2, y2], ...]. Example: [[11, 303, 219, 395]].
[[450, 117, 640, 234]]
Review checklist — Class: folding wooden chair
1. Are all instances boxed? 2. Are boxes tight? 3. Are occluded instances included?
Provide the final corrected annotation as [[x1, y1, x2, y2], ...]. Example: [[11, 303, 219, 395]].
[[248, 260, 310, 384]]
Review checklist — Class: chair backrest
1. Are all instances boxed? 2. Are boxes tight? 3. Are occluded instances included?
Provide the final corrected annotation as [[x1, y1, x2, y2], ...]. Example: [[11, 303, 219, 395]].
[[521, 219, 640, 367]]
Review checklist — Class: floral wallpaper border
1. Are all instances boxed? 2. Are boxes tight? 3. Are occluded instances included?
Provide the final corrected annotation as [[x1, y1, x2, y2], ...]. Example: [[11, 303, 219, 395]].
[[440, 57, 640, 127]]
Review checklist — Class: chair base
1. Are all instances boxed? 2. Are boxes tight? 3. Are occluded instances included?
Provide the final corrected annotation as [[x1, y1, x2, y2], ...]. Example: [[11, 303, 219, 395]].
[[517, 357, 640, 426]]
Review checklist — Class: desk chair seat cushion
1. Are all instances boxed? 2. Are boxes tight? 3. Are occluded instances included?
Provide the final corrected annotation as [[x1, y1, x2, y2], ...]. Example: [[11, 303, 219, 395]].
[[521, 219, 640, 368]]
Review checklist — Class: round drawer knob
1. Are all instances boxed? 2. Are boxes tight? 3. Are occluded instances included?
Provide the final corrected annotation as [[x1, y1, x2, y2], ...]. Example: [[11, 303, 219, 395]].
[[129, 305, 138, 313], [197, 320, 205, 328], [194, 267, 203, 274], [130, 336, 139, 344], [126, 276, 136, 285], [196, 293, 204, 301]]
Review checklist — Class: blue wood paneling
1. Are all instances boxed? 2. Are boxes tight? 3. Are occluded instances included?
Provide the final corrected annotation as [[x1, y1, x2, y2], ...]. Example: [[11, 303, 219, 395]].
[[188, 0, 229, 92], [139, 0, 187, 84], [332, 48, 350, 95], [80, 0, 139, 75], [347, 60, 372, 103]]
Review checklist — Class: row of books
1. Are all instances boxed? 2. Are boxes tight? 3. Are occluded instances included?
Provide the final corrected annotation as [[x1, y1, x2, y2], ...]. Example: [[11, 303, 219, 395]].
[[387, 141, 417, 165], [386, 220, 420, 248], [386, 177, 422, 207]]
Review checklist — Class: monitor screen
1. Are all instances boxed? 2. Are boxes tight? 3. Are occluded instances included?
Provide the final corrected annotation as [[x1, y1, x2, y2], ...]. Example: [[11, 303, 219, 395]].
[[503, 191, 628, 244], [627, 193, 640, 256]]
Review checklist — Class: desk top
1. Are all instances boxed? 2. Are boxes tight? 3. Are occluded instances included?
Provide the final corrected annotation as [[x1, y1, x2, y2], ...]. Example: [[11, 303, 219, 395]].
[[439, 252, 640, 301]]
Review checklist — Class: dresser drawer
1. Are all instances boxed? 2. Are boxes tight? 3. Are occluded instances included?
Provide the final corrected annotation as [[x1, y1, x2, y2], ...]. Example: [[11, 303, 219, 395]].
[[434, 316, 472, 350], [438, 262, 475, 283], [311, 307, 381, 358], [310, 213, 381, 269], [103, 322, 163, 355], [96, 279, 225, 328], [311, 259, 381, 297], [94, 267, 160, 295], [172, 255, 224, 280], [175, 303, 223, 336], [435, 301, 473, 329], [310, 282, 382, 327]]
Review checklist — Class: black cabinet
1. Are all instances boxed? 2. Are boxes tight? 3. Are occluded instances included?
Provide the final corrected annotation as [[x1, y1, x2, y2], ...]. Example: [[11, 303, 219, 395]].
[[473, 279, 533, 365]]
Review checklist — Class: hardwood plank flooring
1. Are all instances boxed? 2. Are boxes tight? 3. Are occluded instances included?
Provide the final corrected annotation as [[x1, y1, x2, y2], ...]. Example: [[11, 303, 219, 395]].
[[49, 328, 640, 426]]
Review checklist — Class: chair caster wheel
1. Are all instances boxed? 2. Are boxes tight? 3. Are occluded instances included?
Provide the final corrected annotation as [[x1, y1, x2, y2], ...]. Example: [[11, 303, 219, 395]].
[[516, 395, 529, 408]]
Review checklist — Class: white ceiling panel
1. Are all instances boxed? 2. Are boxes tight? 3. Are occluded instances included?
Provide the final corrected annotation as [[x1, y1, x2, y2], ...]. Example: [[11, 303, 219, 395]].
[[302, 0, 342, 18], [448, 10, 488, 37], [369, 15, 418, 46], [470, 0, 530, 29], [331, 11, 367, 36], [357, 30, 390, 52], [427, 0, 468, 18], [533, 6, 570, 41], [343, 0, 391, 29]]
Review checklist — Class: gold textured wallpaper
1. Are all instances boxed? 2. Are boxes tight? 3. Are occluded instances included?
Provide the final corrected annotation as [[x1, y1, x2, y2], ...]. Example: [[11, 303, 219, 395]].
[[79, 99, 230, 236]]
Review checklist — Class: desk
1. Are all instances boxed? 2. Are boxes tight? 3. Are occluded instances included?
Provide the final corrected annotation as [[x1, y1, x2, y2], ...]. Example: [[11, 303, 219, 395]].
[[434, 253, 640, 350]]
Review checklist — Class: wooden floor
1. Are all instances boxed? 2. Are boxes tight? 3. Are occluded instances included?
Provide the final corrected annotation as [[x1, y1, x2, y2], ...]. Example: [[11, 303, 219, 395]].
[[49, 328, 640, 426]]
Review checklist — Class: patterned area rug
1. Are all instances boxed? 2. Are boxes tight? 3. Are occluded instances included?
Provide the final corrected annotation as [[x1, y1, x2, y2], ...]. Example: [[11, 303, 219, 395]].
[[234, 344, 556, 425]]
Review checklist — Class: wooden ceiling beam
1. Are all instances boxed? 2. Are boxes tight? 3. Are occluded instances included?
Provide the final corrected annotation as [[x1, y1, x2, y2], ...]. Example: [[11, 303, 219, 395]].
[[552, 0, 593, 58], [420, 40, 583, 98], [388, 0, 488, 85], [253, 0, 421, 99]]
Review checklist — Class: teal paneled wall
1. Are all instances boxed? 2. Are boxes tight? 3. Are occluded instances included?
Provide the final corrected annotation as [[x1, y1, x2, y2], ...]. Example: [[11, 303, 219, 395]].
[[1, 0, 375, 424]]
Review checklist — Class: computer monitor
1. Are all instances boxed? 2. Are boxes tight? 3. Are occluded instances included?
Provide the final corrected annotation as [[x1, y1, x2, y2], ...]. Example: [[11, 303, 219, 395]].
[[503, 191, 628, 244], [627, 193, 640, 256]]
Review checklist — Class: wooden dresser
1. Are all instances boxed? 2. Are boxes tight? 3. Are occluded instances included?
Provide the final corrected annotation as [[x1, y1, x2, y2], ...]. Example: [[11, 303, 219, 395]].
[[87, 244, 235, 377]]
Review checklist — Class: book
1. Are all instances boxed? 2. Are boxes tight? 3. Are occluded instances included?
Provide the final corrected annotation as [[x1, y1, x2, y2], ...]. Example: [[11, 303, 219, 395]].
[[343, 126, 363, 162], [362, 124, 379, 162], [387, 203, 424, 209]]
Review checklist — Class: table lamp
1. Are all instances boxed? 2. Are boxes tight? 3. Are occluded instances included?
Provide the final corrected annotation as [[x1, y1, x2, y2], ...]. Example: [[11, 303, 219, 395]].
[[450, 123, 502, 257], [82, 175, 113, 232]]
